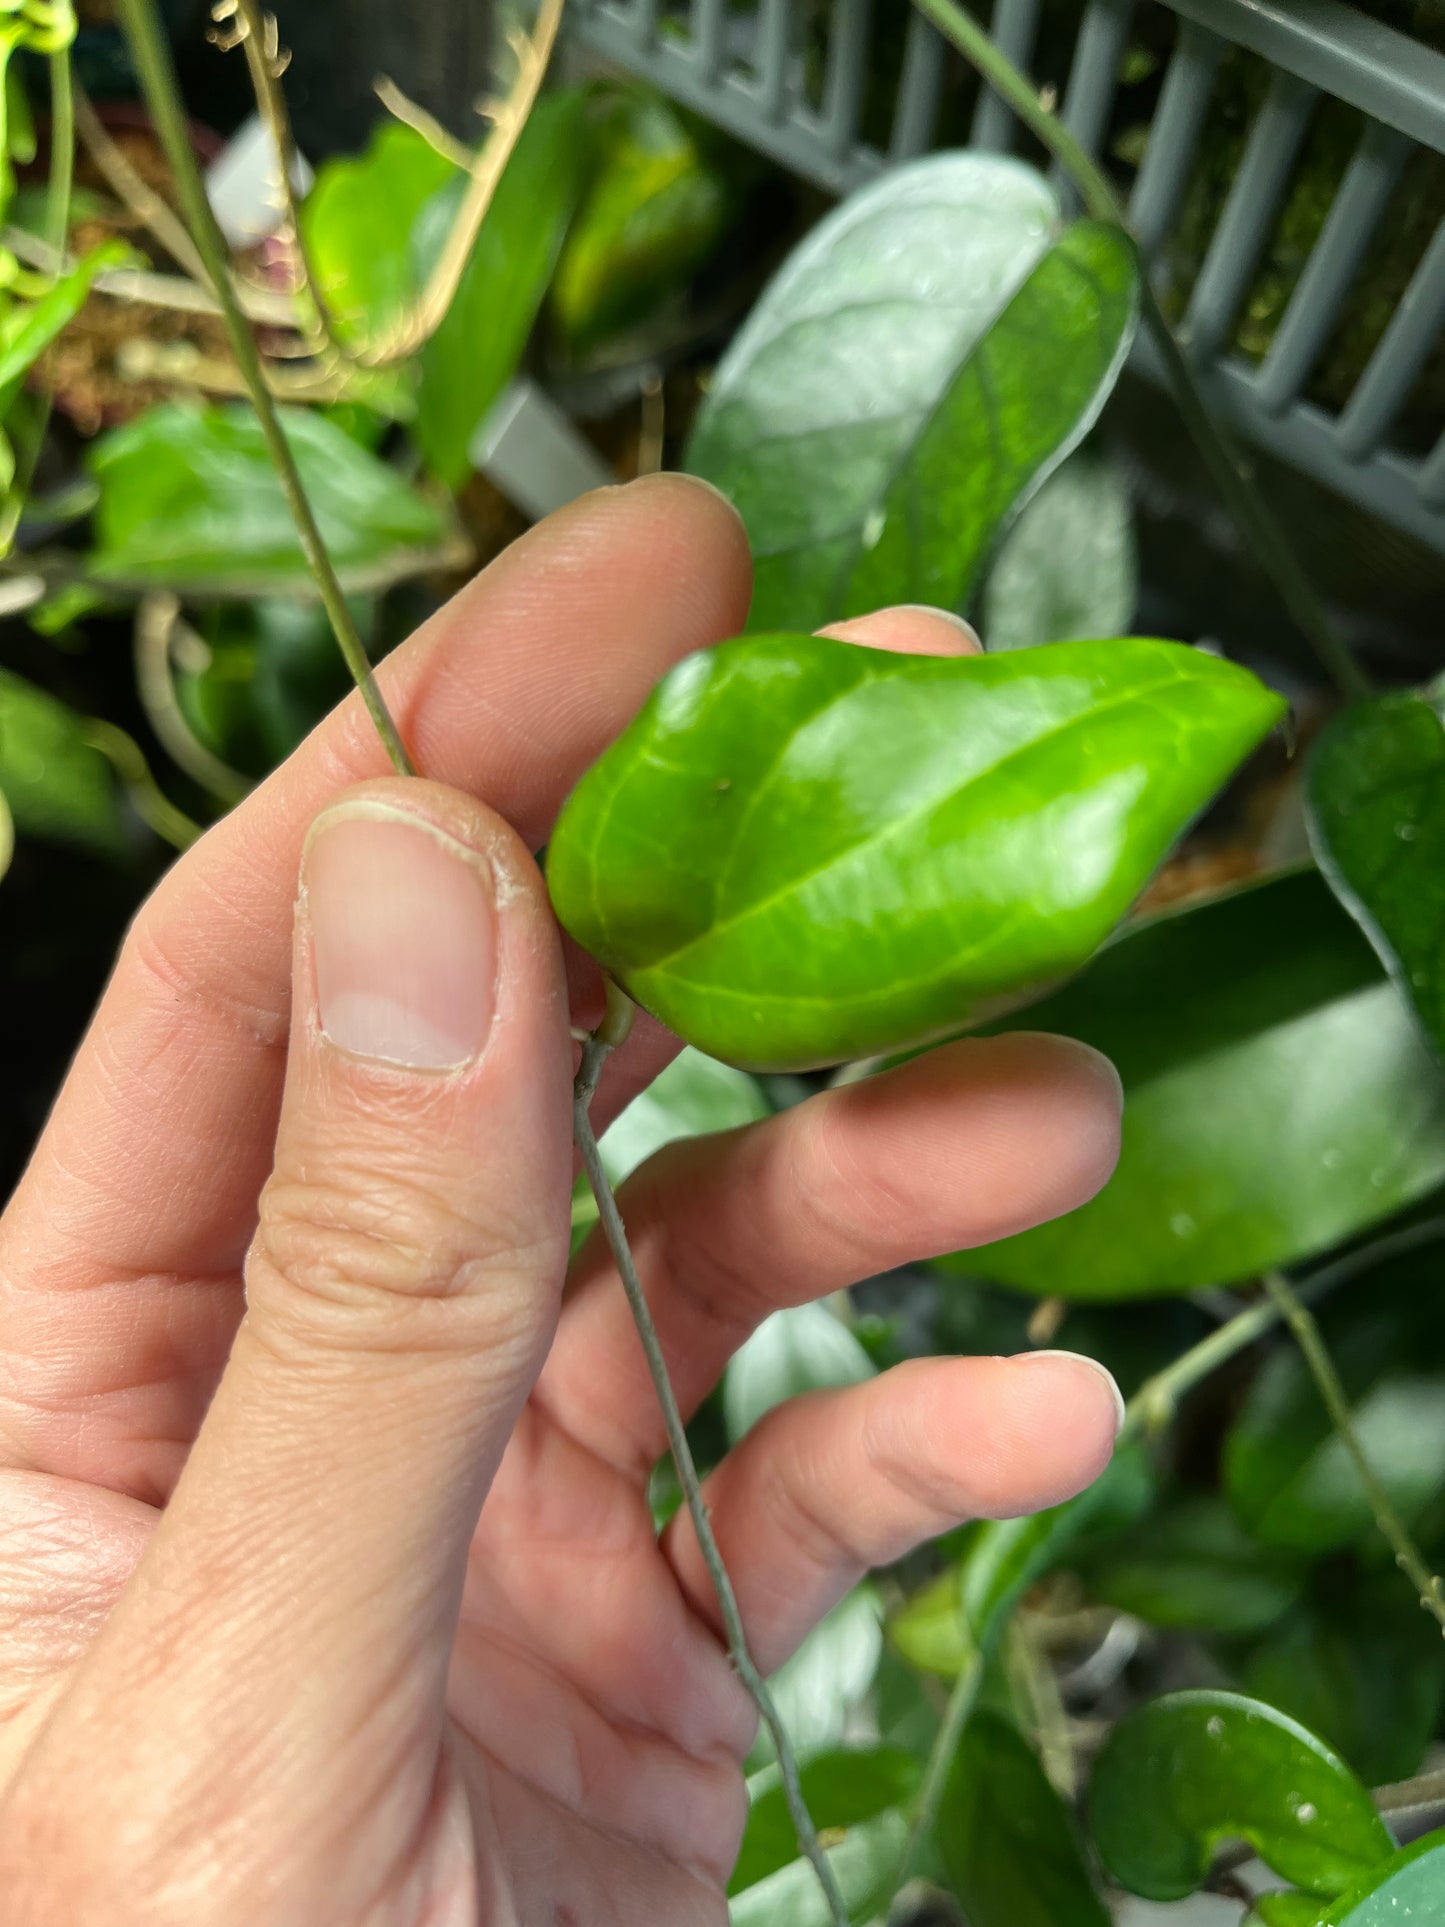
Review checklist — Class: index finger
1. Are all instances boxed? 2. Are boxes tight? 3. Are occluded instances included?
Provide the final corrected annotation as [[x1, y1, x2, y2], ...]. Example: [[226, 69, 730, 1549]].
[[0, 476, 750, 1497]]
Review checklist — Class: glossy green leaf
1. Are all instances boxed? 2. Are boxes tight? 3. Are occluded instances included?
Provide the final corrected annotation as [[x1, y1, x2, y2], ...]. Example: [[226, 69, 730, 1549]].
[[1081, 1492, 1301, 1635], [1224, 1233, 1445, 1556], [730, 1746, 920, 1896], [301, 120, 455, 345], [1308, 685, 1445, 1058], [750, 1583, 883, 1767], [1321, 1829, 1445, 1924], [0, 667, 124, 854], [571, 1046, 768, 1245], [86, 403, 451, 595], [949, 868, 1445, 1298], [727, 1808, 905, 1925], [1089, 1690, 1393, 1902], [687, 153, 1137, 634], [549, 633, 1282, 1070], [415, 89, 588, 485], [1239, 1571, 1445, 1788], [723, 1303, 876, 1445], [937, 1713, 1109, 1927], [983, 451, 1137, 652], [551, 89, 726, 352]]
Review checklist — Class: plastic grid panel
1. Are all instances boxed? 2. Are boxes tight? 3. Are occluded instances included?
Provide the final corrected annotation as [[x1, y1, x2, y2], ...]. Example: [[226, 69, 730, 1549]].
[[567, 0, 1445, 555]]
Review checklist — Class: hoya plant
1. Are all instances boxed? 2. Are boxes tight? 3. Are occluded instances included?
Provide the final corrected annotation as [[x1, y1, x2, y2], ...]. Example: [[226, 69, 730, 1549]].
[[3, 2, 1445, 1924]]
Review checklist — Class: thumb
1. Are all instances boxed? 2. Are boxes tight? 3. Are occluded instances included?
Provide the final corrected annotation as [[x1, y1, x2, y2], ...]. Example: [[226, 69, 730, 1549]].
[[58, 781, 573, 1888]]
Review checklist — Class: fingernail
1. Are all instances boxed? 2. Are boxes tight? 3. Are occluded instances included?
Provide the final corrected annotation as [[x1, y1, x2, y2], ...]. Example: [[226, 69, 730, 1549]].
[[1019, 1350, 1127, 1436], [893, 605, 982, 649], [305, 804, 498, 1071]]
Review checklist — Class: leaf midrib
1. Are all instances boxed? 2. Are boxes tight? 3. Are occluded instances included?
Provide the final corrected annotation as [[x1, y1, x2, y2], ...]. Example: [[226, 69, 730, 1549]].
[[635, 660, 1194, 982]]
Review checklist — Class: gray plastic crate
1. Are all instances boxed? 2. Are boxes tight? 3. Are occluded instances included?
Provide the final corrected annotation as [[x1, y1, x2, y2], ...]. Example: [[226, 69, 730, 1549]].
[[566, 0, 1445, 557]]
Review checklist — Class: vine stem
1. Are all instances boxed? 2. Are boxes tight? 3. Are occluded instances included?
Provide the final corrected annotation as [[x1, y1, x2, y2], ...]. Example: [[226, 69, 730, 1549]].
[[1261, 1268, 1445, 1636], [910, 0, 1371, 705], [573, 1009, 850, 1927], [894, 1648, 982, 1891], [114, 0, 414, 776]]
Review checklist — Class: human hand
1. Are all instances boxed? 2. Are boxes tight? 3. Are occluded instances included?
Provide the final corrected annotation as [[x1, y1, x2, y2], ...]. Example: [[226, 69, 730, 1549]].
[[0, 478, 1126, 1925]]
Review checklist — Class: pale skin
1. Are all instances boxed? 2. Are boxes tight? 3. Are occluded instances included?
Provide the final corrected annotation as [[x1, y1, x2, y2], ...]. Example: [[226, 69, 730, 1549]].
[[0, 477, 1126, 1925]]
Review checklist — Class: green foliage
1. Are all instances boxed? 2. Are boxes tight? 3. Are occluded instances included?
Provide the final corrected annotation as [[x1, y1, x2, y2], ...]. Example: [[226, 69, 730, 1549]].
[[730, 1746, 920, 1896], [1081, 1491, 1302, 1635], [722, 1303, 875, 1444], [889, 1447, 1156, 1677], [550, 89, 727, 354], [937, 1713, 1109, 1927], [1309, 685, 1445, 1058], [950, 870, 1445, 1298], [686, 154, 1138, 633], [85, 403, 451, 594], [751, 1583, 884, 1765], [1224, 1234, 1445, 1556], [728, 1806, 905, 1926], [300, 120, 454, 345], [1090, 1690, 1394, 1902], [414, 90, 588, 485], [548, 633, 1281, 1069], [1239, 1571, 1445, 1787], [0, 666, 123, 855], [1320, 1830, 1445, 1924], [982, 451, 1137, 652]]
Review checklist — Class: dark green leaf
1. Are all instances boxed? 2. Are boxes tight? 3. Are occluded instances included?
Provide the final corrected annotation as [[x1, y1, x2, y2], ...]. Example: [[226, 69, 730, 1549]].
[[1089, 1690, 1393, 1902], [86, 403, 451, 595], [1224, 1233, 1445, 1556], [983, 451, 1137, 652], [415, 89, 588, 486], [937, 1712, 1108, 1927], [0, 667, 124, 854], [1082, 1492, 1301, 1634], [1239, 1571, 1445, 1787], [687, 154, 1138, 633], [1309, 685, 1445, 1058], [1321, 1829, 1445, 1924], [548, 633, 1282, 1069], [727, 1808, 906, 1925], [949, 869, 1445, 1298], [723, 1303, 875, 1444], [551, 89, 726, 353], [301, 120, 455, 344], [729, 1746, 921, 1896]]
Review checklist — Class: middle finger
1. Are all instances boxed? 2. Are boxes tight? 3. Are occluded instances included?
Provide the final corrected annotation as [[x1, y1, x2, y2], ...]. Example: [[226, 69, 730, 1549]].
[[536, 1031, 1122, 1478]]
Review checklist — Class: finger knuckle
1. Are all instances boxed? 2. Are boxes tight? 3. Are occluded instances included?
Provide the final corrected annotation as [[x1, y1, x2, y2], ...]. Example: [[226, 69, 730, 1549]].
[[249, 1157, 563, 1346]]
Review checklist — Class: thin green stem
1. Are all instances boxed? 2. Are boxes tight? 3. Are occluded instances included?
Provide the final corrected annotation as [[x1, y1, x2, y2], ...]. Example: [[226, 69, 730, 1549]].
[[895, 1647, 982, 1892], [910, 0, 1370, 704], [114, 0, 414, 775], [573, 1025, 849, 1927], [43, 45, 73, 257], [0, 48, 75, 552], [1262, 1268, 1445, 1636]]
